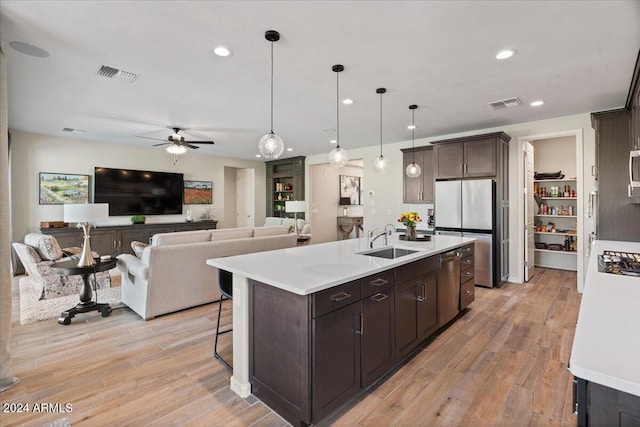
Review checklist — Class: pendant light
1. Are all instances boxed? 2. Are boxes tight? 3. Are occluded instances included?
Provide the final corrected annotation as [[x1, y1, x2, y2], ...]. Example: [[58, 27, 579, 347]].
[[373, 88, 389, 173], [405, 104, 422, 178], [328, 64, 349, 168], [258, 30, 285, 159]]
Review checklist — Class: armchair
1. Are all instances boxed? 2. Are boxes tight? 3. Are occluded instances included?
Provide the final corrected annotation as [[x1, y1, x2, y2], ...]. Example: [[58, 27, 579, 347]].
[[13, 233, 111, 300]]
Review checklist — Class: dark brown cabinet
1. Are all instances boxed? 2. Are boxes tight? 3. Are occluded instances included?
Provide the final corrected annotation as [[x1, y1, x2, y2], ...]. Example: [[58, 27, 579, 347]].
[[592, 109, 640, 241], [266, 156, 305, 218], [394, 257, 440, 360], [249, 248, 473, 426], [575, 377, 640, 427], [312, 301, 361, 420], [41, 221, 218, 257], [360, 276, 395, 388], [401, 147, 434, 203], [432, 136, 499, 179], [460, 244, 475, 310]]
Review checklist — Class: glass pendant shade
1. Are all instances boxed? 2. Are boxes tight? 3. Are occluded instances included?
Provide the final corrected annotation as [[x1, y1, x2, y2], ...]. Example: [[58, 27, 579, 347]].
[[405, 161, 422, 178], [258, 132, 285, 159], [166, 144, 187, 155], [373, 155, 389, 173], [329, 146, 349, 168]]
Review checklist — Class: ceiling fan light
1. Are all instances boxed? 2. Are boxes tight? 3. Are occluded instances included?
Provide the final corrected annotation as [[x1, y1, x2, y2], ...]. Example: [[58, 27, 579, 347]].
[[258, 132, 285, 159], [166, 144, 187, 155], [329, 146, 349, 168], [373, 155, 389, 173], [405, 162, 422, 178]]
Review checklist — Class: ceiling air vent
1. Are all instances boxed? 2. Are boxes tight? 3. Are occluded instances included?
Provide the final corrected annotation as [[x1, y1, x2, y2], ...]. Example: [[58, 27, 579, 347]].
[[487, 97, 522, 110], [62, 127, 86, 133], [96, 65, 140, 83]]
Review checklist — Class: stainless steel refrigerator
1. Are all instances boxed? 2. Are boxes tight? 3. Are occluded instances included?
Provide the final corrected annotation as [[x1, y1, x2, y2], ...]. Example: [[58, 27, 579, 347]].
[[435, 179, 497, 288]]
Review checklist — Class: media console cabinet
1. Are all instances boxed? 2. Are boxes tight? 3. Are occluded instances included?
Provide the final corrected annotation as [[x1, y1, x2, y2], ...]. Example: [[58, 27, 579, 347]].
[[41, 221, 218, 257]]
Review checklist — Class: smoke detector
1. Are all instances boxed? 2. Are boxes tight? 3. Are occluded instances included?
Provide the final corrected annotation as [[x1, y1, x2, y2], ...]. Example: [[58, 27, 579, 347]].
[[487, 97, 522, 110], [96, 65, 140, 83]]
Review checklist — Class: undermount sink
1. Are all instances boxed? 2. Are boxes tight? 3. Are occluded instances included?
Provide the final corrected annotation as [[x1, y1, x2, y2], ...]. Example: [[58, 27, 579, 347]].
[[359, 247, 418, 259]]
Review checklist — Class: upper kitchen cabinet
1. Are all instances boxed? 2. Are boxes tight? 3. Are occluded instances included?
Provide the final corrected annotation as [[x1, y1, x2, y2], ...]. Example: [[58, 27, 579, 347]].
[[266, 156, 305, 218], [431, 132, 510, 180], [401, 146, 434, 203]]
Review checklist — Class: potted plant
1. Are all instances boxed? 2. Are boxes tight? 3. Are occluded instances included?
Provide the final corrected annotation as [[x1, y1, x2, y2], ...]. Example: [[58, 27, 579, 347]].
[[131, 215, 146, 225]]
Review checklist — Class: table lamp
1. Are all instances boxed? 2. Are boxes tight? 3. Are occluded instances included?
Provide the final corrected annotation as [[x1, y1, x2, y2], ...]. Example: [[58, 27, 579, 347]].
[[339, 197, 351, 216], [285, 200, 306, 235], [63, 203, 109, 267]]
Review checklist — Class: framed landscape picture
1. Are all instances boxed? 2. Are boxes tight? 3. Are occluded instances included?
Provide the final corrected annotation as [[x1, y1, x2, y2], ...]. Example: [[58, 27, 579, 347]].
[[184, 180, 213, 204], [339, 175, 361, 205], [39, 172, 89, 205]]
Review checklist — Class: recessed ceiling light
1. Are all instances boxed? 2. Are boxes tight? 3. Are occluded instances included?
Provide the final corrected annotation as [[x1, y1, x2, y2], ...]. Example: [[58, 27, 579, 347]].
[[213, 46, 232, 57], [496, 49, 516, 60], [255, 154, 262, 158], [530, 100, 544, 107], [407, 125, 417, 130], [286, 148, 293, 152], [9, 41, 49, 58], [342, 99, 354, 105], [330, 139, 337, 144]]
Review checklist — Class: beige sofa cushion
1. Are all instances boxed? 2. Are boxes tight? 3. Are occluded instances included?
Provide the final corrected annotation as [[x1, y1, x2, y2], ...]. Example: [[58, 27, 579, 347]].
[[210, 227, 254, 241], [253, 226, 289, 237], [24, 233, 63, 261], [152, 230, 211, 246], [264, 217, 283, 227]]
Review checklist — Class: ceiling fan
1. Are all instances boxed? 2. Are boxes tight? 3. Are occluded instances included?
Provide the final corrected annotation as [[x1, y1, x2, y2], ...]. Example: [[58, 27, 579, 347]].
[[136, 127, 215, 153]]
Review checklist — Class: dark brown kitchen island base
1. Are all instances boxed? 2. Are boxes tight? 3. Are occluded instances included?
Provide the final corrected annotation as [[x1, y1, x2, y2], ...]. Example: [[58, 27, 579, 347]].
[[249, 244, 474, 426]]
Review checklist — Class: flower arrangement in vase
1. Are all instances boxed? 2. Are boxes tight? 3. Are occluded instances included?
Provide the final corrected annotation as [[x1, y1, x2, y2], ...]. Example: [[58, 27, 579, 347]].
[[397, 211, 422, 241]]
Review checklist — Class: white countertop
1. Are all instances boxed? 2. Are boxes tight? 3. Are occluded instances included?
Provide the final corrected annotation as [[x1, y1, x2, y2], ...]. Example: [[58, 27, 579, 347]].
[[206, 234, 475, 295], [569, 239, 640, 397]]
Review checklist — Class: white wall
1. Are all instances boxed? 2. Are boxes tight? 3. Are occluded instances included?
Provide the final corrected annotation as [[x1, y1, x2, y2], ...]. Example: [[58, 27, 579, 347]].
[[306, 113, 596, 286], [10, 130, 267, 241]]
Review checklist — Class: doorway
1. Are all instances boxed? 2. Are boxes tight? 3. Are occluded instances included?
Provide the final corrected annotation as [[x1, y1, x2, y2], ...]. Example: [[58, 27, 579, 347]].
[[518, 130, 584, 288], [236, 169, 255, 228]]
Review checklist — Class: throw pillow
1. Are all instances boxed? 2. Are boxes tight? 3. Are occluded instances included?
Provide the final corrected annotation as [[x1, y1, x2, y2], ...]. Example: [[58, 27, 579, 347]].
[[131, 241, 149, 258], [24, 233, 63, 261]]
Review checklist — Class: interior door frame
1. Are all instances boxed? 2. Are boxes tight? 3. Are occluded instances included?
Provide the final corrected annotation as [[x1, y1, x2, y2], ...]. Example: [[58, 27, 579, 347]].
[[523, 141, 535, 282], [515, 129, 584, 289], [236, 168, 255, 228]]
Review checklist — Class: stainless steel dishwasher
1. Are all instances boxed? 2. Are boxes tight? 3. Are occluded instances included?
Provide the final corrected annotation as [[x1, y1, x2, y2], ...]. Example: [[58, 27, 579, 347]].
[[438, 250, 461, 325]]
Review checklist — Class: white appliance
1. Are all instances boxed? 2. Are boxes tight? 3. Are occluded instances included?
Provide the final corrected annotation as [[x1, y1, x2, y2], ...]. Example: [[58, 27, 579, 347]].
[[435, 179, 497, 287]]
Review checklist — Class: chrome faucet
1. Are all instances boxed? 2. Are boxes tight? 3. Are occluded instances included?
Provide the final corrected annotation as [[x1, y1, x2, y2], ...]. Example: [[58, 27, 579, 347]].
[[368, 225, 394, 248]]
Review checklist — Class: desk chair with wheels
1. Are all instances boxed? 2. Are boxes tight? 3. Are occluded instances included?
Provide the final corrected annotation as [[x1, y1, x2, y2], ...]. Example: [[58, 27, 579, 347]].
[[214, 269, 233, 371]]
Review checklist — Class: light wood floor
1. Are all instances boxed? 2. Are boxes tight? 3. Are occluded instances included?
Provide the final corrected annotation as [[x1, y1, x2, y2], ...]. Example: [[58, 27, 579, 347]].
[[1, 268, 580, 427]]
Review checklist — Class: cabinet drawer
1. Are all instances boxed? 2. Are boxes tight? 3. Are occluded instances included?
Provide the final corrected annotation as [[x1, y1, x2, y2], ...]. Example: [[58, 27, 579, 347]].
[[461, 267, 474, 284], [459, 243, 474, 256], [461, 254, 474, 269], [460, 279, 475, 309], [361, 270, 395, 298], [312, 279, 361, 318], [395, 256, 440, 283]]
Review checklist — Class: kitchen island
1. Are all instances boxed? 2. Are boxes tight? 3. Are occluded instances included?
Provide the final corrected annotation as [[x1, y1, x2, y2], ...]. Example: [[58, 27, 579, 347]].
[[207, 234, 476, 426], [570, 239, 640, 426]]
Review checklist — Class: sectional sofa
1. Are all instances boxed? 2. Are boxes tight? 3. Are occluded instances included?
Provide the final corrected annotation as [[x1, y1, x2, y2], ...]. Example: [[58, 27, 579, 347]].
[[116, 226, 297, 320]]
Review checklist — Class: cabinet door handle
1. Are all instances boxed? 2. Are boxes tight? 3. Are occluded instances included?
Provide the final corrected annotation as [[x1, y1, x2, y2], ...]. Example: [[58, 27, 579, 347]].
[[370, 293, 389, 302], [113, 240, 118, 247], [462, 258, 472, 265], [330, 292, 351, 302], [370, 278, 388, 287], [464, 271, 473, 277], [356, 312, 364, 336], [416, 283, 425, 302], [461, 246, 472, 252], [465, 290, 473, 296]]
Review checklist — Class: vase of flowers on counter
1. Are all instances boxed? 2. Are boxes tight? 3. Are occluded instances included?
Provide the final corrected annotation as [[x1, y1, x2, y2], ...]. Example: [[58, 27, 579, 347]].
[[398, 211, 421, 241]]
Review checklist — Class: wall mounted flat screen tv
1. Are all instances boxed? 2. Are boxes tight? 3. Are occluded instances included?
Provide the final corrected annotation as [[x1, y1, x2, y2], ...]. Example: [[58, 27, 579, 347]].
[[94, 167, 184, 216]]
